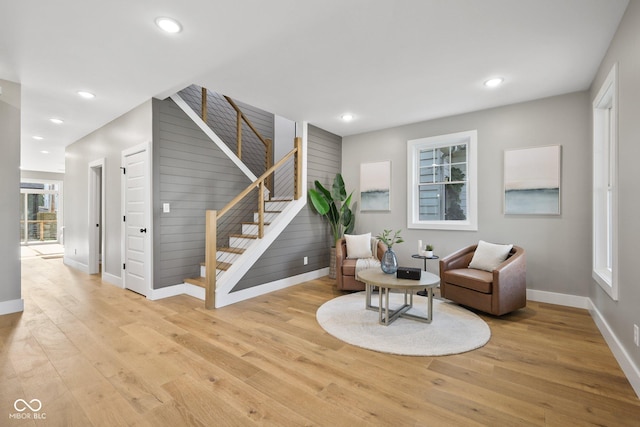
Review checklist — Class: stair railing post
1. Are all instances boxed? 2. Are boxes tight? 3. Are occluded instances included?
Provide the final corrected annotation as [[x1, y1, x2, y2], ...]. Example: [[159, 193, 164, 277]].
[[294, 137, 302, 200], [258, 181, 265, 239], [201, 87, 207, 122], [205, 210, 217, 309], [236, 111, 242, 160], [265, 138, 273, 195]]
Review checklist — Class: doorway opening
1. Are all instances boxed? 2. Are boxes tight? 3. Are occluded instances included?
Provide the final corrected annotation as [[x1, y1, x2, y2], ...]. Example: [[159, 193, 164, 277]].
[[89, 159, 105, 275]]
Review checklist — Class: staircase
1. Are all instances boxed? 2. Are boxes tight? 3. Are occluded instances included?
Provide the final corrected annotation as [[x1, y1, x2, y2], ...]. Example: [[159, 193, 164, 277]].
[[171, 86, 304, 309], [184, 198, 292, 289]]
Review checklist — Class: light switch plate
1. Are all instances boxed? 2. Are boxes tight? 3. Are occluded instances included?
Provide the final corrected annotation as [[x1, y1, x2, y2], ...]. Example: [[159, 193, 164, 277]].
[[163, 203, 170, 213]]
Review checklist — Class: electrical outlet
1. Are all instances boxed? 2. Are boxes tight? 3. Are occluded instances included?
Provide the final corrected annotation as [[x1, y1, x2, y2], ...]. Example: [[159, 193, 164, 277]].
[[303, 256, 308, 265], [634, 324, 639, 347]]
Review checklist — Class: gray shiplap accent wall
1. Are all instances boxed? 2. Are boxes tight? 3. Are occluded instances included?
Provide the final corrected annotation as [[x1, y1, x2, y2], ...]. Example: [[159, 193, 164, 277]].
[[231, 125, 341, 291], [178, 85, 274, 179], [152, 98, 251, 288]]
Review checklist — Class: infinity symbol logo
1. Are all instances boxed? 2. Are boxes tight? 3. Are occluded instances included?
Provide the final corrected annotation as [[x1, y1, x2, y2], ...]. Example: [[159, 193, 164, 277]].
[[14, 399, 42, 412]]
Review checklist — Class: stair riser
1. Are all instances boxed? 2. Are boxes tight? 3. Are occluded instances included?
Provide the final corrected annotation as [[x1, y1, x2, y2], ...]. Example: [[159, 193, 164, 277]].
[[229, 237, 255, 249], [197, 267, 226, 279], [264, 200, 289, 211], [242, 223, 270, 235], [217, 251, 241, 264], [254, 212, 280, 222]]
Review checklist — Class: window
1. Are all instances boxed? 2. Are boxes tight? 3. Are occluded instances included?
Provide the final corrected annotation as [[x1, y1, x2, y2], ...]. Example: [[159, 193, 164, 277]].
[[592, 63, 618, 300], [407, 130, 477, 230], [20, 181, 61, 243]]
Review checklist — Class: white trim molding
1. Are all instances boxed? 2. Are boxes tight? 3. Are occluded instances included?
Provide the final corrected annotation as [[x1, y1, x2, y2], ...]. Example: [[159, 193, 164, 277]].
[[0, 298, 24, 315], [526, 289, 590, 309], [526, 288, 639, 398], [147, 268, 329, 307], [63, 256, 89, 274], [589, 300, 640, 398], [216, 268, 329, 308], [102, 272, 123, 288], [407, 130, 478, 231]]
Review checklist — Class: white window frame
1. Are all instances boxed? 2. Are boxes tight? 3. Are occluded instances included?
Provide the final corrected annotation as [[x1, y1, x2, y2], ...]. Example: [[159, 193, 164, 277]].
[[407, 130, 478, 230], [592, 63, 618, 300]]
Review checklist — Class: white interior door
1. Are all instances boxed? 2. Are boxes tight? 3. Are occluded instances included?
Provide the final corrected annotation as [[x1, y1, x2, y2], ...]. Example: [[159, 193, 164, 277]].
[[123, 147, 150, 296]]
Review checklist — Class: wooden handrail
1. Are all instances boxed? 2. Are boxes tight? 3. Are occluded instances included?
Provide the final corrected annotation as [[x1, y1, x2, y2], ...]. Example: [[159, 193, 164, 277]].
[[218, 144, 299, 220], [205, 137, 302, 309], [224, 95, 270, 147]]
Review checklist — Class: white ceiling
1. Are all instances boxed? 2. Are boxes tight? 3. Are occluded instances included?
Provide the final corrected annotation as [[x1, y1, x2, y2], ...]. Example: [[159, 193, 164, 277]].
[[0, 0, 629, 173]]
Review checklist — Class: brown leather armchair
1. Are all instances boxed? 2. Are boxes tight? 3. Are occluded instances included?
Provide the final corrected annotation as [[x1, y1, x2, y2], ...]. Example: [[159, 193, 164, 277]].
[[439, 244, 526, 315], [335, 237, 386, 291]]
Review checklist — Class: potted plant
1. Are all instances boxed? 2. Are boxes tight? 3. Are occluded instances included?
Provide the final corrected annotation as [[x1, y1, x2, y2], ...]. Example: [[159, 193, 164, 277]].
[[308, 173, 355, 278], [376, 229, 404, 274], [425, 244, 434, 258]]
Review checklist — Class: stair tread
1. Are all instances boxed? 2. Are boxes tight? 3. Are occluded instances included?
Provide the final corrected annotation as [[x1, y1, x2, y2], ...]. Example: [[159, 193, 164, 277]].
[[242, 221, 271, 226], [230, 233, 259, 239], [194, 260, 232, 271], [218, 247, 246, 254], [217, 261, 232, 271], [185, 277, 206, 288], [267, 198, 293, 202]]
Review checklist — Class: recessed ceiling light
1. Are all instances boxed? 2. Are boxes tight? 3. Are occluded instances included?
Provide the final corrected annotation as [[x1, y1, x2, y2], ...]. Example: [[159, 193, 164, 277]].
[[50, 118, 64, 124], [33, 136, 44, 140], [77, 90, 95, 99], [155, 17, 182, 33], [40, 150, 49, 154], [341, 114, 354, 122], [484, 77, 504, 88]]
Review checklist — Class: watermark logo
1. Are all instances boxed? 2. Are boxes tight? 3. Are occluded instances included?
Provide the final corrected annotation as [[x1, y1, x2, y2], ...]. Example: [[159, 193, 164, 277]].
[[9, 399, 46, 420]]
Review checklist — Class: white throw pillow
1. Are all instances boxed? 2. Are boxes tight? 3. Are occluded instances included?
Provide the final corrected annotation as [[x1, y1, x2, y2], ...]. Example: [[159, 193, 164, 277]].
[[345, 233, 373, 259], [468, 240, 513, 272]]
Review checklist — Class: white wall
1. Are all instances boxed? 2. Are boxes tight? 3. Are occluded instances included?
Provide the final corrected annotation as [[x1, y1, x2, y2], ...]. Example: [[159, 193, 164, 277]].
[[343, 91, 590, 297], [0, 79, 22, 313], [64, 100, 152, 281], [589, 0, 640, 374]]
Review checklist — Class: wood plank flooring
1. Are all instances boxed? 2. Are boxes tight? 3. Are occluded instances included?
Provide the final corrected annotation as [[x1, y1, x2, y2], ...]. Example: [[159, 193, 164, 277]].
[[1, 256, 639, 426]]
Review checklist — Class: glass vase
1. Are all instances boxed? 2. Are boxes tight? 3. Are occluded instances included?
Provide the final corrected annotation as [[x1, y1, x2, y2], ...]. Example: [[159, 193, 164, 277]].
[[381, 248, 398, 274]]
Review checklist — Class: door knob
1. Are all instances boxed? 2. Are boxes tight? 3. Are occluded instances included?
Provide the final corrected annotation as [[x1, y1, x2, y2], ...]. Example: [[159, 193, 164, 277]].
[[140, 228, 147, 233]]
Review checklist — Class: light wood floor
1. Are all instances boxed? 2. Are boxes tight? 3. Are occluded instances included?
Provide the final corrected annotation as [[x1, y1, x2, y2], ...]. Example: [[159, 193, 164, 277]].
[[2, 257, 639, 426]]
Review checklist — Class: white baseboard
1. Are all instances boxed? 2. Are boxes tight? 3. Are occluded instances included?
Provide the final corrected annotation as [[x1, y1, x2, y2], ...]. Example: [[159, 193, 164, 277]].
[[147, 268, 329, 307], [588, 300, 640, 398], [102, 272, 123, 288], [63, 257, 89, 273], [526, 289, 590, 309], [184, 284, 205, 300], [0, 298, 24, 315], [216, 267, 330, 308]]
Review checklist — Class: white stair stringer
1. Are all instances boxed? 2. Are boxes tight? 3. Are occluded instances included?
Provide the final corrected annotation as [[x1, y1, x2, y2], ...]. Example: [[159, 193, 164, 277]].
[[170, 93, 258, 184], [214, 197, 306, 308]]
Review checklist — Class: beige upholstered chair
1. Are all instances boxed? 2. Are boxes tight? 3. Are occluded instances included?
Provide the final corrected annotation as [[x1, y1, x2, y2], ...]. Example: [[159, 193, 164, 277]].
[[439, 244, 526, 315], [335, 237, 386, 291]]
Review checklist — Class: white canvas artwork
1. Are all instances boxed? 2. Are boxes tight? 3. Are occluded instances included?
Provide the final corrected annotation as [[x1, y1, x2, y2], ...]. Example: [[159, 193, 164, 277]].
[[360, 161, 390, 211], [504, 145, 561, 215]]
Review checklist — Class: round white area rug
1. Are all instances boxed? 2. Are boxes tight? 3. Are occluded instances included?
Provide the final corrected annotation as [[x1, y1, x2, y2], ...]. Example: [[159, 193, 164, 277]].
[[316, 292, 491, 356]]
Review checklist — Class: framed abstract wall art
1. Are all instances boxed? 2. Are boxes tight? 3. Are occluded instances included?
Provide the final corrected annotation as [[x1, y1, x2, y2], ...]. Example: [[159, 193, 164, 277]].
[[360, 161, 391, 212], [504, 145, 561, 215]]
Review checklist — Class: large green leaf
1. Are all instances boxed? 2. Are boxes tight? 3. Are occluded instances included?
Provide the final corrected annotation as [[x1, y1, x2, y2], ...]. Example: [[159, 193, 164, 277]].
[[308, 189, 329, 215], [332, 173, 347, 202], [314, 180, 332, 201]]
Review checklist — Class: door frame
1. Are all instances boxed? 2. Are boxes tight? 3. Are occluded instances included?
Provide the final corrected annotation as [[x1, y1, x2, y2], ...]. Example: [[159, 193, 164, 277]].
[[88, 158, 105, 275], [121, 141, 153, 296]]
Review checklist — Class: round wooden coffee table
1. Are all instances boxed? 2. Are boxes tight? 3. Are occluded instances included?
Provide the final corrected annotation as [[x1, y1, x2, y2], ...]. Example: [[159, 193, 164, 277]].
[[357, 268, 440, 326]]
